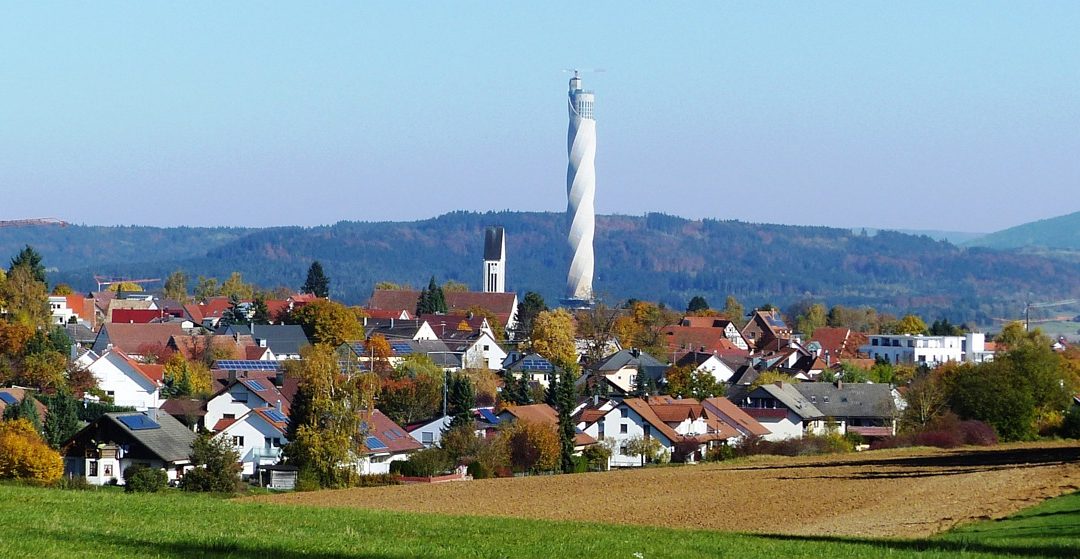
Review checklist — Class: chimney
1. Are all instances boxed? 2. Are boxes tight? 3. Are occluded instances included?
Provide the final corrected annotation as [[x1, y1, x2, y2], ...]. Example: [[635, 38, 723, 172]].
[[227, 369, 237, 383], [825, 350, 831, 366], [592, 394, 599, 406], [276, 399, 282, 412], [274, 370, 285, 387]]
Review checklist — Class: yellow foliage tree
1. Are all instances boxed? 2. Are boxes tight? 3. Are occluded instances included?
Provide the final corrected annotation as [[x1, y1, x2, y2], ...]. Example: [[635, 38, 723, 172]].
[[530, 309, 577, 369], [162, 354, 212, 398], [289, 299, 365, 346], [106, 282, 144, 292], [750, 370, 800, 390], [501, 420, 560, 473], [365, 334, 393, 375], [0, 419, 63, 483], [221, 272, 255, 300]]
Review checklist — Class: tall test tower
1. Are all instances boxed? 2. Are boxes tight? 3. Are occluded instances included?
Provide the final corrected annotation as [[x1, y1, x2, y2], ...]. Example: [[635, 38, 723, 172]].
[[565, 70, 596, 305]]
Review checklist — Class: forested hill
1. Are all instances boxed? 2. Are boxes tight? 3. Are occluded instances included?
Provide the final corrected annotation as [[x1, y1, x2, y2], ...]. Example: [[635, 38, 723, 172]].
[[965, 210, 1080, 250], [4, 211, 1080, 325]]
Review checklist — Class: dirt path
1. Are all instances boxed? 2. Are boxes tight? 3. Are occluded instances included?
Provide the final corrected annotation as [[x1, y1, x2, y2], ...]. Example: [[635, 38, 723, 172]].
[[255, 441, 1080, 538]]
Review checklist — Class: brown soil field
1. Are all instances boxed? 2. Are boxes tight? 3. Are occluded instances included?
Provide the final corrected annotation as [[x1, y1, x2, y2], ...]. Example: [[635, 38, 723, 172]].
[[255, 441, 1080, 538]]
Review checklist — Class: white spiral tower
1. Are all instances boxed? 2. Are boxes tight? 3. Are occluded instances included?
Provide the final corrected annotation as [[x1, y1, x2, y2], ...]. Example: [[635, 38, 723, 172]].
[[565, 71, 596, 303]]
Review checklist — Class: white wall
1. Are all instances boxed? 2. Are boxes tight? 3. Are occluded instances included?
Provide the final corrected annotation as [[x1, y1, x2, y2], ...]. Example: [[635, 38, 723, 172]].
[[216, 416, 284, 477], [88, 353, 160, 410]]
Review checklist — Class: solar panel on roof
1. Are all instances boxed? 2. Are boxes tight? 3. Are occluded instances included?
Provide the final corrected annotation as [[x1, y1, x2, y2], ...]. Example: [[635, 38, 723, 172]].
[[0, 393, 19, 405], [116, 414, 160, 430], [243, 380, 268, 391], [365, 436, 388, 451], [390, 342, 413, 354], [214, 360, 282, 371], [263, 409, 288, 423], [478, 409, 500, 424]]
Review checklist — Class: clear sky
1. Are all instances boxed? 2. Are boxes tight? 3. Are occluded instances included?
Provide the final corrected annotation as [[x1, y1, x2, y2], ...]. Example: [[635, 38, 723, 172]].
[[2, 2, 1077, 232]]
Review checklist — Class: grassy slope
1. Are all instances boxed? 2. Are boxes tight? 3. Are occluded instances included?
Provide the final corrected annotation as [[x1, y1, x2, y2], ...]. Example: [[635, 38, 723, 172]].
[[0, 484, 1077, 559]]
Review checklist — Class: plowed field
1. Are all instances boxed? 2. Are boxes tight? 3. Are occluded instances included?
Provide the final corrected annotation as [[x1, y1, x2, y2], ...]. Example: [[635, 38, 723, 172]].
[[258, 441, 1080, 538]]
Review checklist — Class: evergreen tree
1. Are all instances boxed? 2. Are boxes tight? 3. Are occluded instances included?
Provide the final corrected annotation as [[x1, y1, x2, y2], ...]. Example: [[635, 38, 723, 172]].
[[427, 276, 447, 314], [9, 245, 46, 284], [686, 295, 710, 313], [221, 294, 247, 326], [42, 390, 79, 448], [633, 372, 658, 398], [515, 291, 548, 340], [302, 261, 330, 298], [555, 370, 577, 474], [3, 395, 42, 433], [251, 294, 272, 324], [416, 283, 432, 315], [447, 372, 475, 428]]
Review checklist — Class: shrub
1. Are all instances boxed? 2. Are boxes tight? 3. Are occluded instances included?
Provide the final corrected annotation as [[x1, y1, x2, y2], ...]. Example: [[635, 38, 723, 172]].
[[397, 448, 452, 477], [957, 420, 998, 446], [705, 445, 736, 462], [355, 473, 400, 487], [1062, 406, 1080, 439], [913, 429, 962, 448], [124, 465, 168, 493], [582, 444, 611, 471], [0, 419, 63, 484], [569, 455, 588, 473], [294, 468, 321, 492], [53, 474, 92, 490], [180, 433, 242, 493], [467, 460, 492, 479]]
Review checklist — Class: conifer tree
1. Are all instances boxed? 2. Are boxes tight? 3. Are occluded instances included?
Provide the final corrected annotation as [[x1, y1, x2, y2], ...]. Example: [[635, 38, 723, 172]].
[[302, 261, 330, 298]]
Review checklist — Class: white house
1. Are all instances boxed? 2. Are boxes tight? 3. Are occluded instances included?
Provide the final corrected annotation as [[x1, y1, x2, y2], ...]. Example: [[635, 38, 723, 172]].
[[407, 407, 500, 448], [215, 407, 289, 478], [355, 410, 424, 475], [674, 351, 739, 383], [735, 382, 826, 441], [860, 333, 993, 366], [454, 331, 507, 370], [205, 376, 290, 433], [578, 398, 712, 467], [62, 411, 196, 486], [86, 350, 164, 410]]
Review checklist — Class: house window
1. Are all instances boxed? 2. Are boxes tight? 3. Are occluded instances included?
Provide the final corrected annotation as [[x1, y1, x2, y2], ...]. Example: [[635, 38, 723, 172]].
[[483, 345, 490, 351], [231, 436, 244, 447], [629, 375, 636, 386], [231, 392, 248, 403], [422, 432, 434, 444], [106, 390, 115, 397], [223, 414, 235, 420], [620, 408, 628, 419], [88, 460, 98, 476], [620, 424, 628, 434]]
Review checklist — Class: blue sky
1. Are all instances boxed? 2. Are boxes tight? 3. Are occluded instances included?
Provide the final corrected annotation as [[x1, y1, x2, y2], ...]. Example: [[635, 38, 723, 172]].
[[2, 2, 1077, 232]]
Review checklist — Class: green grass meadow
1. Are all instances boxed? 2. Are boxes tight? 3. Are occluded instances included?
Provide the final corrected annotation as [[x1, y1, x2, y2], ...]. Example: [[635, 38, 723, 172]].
[[0, 484, 1076, 558]]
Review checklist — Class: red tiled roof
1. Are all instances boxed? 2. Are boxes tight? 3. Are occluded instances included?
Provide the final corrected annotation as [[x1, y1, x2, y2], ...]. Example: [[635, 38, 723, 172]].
[[810, 327, 868, 360], [368, 290, 517, 325], [680, 316, 735, 329], [500, 403, 559, 424], [0, 387, 49, 422], [702, 397, 770, 437], [112, 308, 170, 324], [213, 417, 238, 431], [363, 309, 412, 320], [365, 409, 424, 454], [622, 398, 683, 443], [112, 349, 165, 384], [65, 295, 94, 322], [662, 325, 746, 356], [264, 300, 291, 322], [169, 334, 254, 361], [367, 290, 422, 312], [99, 323, 184, 354]]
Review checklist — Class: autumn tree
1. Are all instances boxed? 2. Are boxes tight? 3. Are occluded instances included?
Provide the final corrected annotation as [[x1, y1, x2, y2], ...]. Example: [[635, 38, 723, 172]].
[[503, 420, 560, 474], [722, 296, 746, 328], [613, 300, 679, 359], [163, 270, 189, 302], [441, 280, 469, 293], [1, 265, 49, 327], [530, 309, 577, 369], [365, 334, 393, 375], [664, 365, 723, 399], [891, 314, 928, 335], [107, 282, 144, 293], [302, 261, 330, 298], [284, 345, 376, 489], [161, 354, 212, 398], [900, 370, 949, 432], [220, 272, 255, 300], [288, 299, 365, 346], [466, 368, 500, 408], [379, 354, 443, 426], [193, 276, 220, 303], [50, 284, 74, 296], [794, 303, 828, 337], [575, 301, 620, 365], [0, 418, 63, 483], [750, 371, 800, 390]]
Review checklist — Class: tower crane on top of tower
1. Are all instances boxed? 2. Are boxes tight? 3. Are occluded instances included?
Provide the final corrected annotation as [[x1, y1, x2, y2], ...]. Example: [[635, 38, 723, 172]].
[[0, 218, 68, 228]]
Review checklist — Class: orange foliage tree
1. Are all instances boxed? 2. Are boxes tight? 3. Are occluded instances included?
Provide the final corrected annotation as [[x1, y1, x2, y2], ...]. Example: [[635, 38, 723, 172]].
[[0, 419, 64, 483], [501, 420, 559, 474]]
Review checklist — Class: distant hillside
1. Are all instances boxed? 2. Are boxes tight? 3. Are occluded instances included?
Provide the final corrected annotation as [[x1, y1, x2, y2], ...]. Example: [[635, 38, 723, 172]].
[[966, 211, 1080, 250], [4, 211, 1080, 325]]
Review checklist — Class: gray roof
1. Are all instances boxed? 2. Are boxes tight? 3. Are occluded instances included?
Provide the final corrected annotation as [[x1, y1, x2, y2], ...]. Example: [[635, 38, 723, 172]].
[[484, 226, 505, 261], [592, 349, 667, 381], [746, 383, 824, 420], [106, 411, 196, 463], [793, 382, 896, 419], [250, 324, 311, 355]]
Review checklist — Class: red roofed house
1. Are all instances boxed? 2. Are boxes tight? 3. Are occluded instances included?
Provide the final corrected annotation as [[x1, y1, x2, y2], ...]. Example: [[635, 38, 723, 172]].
[[91, 322, 186, 360], [85, 350, 165, 410], [809, 327, 869, 363], [368, 289, 519, 331], [497, 403, 597, 452], [357, 409, 424, 475], [677, 317, 750, 351]]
